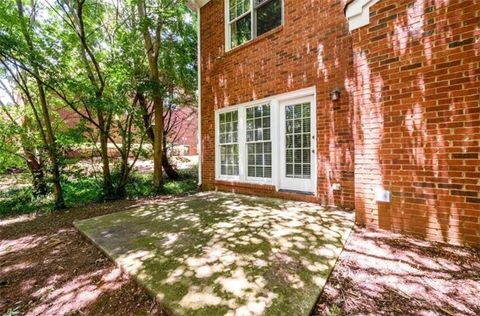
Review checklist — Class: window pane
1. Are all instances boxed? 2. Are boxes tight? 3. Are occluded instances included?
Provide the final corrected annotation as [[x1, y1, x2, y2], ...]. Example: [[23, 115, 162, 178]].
[[246, 130, 254, 142], [220, 144, 239, 176], [248, 166, 255, 177], [286, 105, 294, 119], [256, 167, 264, 178], [231, 15, 251, 48], [246, 108, 254, 119], [256, 0, 282, 36], [263, 128, 270, 141], [265, 167, 272, 178], [264, 142, 271, 153], [286, 164, 293, 176], [230, 0, 251, 21]]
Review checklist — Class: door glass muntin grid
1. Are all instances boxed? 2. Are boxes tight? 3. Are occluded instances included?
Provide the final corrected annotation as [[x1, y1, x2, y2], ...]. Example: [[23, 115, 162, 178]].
[[285, 102, 311, 179]]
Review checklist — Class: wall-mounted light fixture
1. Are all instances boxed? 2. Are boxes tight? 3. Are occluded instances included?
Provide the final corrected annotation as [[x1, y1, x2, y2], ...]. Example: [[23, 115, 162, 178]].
[[330, 88, 341, 101]]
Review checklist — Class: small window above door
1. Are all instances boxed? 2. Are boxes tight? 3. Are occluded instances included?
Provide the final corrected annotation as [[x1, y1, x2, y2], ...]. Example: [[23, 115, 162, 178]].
[[226, 0, 283, 50]]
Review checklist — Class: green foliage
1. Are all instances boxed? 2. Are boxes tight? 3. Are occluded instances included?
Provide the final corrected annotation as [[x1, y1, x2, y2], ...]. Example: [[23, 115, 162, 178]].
[[0, 169, 199, 217], [0, 0, 199, 209], [0, 152, 25, 173], [126, 173, 198, 198], [0, 186, 51, 217], [326, 305, 343, 316], [3, 306, 21, 316]]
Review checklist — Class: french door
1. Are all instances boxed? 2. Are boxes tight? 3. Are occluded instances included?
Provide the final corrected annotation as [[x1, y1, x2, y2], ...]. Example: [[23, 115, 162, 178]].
[[279, 96, 316, 193]]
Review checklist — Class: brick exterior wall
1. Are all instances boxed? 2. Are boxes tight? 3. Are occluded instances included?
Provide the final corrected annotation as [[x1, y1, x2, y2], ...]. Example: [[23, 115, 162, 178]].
[[199, 0, 480, 246], [199, 0, 355, 209], [349, 0, 480, 246]]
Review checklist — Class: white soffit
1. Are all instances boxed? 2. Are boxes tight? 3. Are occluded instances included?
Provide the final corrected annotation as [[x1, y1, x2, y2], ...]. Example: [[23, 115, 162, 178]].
[[345, 0, 380, 31], [187, 0, 211, 10]]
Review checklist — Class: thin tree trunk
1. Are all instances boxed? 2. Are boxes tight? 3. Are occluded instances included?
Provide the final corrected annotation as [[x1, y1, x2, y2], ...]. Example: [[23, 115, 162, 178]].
[[137, 91, 179, 180], [137, 0, 163, 190], [71, 0, 115, 198], [21, 116, 48, 196], [25, 155, 47, 196], [162, 136, 180, 180], [16, 0, 65, 209], [98, 113, 113, 198], [152, 94, 164, 187]]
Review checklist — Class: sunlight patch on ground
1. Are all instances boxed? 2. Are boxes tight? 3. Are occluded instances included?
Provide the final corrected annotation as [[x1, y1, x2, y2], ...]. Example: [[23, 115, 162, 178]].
[[75, 192, 354, 316], [27, 267, 127, 316], [0, 214, 37, 227]]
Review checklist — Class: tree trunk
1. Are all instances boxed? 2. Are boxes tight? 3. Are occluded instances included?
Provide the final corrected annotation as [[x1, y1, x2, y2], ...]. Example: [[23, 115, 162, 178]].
[[162, 134, 180, 180], [137, 0, 163, 190], [36, 78, 65, 209], [20, 113, 48, 196], [16, 0, 65, 209], [97, 111, 114, 199], [137, 91, 179, 180], [152, 94, 164, 188], [24, 151, 47, 197]]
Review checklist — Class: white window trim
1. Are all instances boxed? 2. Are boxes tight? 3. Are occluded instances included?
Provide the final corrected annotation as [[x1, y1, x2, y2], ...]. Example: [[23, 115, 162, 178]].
[[224, 0, 284, 52], [215, 87, 317, 193]]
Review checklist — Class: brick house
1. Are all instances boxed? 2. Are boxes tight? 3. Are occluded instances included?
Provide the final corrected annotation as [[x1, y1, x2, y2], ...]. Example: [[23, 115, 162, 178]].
[[188, 0, 480, 246], [58, 106, 198, 157]]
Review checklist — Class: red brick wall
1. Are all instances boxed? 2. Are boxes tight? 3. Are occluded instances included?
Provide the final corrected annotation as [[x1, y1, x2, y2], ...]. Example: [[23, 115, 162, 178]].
[[349, 0, 480, 246], [199, 0, 356, 208], [169, 107, 198, 156]]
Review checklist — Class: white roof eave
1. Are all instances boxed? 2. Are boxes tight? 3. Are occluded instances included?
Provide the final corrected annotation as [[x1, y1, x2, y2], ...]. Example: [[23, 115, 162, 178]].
[[187, 0, 211, 10]]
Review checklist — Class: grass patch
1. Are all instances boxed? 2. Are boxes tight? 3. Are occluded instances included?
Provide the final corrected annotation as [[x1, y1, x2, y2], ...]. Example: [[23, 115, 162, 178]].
[[0, 172, 198, 218], [126, 173, 198, 197]]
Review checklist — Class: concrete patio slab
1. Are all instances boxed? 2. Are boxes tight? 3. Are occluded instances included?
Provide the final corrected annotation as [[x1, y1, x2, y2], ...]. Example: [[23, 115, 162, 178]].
[[74, 192, 354, 316]]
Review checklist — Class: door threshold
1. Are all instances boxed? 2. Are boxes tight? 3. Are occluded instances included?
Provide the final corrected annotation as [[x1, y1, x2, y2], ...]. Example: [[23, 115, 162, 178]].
[[278, 189, 315, 196]]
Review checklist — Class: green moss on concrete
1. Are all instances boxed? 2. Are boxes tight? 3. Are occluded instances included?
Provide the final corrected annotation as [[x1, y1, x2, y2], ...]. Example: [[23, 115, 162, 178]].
[[74, 192, 354, 316]]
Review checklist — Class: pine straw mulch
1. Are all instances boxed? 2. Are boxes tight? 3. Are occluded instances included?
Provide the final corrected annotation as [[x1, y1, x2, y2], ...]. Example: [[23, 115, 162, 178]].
[[313, 227, 480, 316], [0, 198, 169, 316]]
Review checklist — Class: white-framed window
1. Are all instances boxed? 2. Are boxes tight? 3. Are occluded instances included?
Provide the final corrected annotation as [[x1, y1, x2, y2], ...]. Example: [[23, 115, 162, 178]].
[[215, 87, 317, 193], [246, 104, 272, 179], [219, 110, 239, 177], [226, 0, 283, 50]]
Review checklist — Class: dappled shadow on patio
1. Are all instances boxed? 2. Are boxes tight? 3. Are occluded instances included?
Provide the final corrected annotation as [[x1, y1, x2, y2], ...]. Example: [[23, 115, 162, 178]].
[[75, 192, 354, 316], [314, 227, 480, 315]]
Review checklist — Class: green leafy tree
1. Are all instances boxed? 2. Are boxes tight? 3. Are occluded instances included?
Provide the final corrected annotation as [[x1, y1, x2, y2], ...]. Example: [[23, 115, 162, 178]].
[[0, 0, 66, 208], [134, 0, 197, 181]]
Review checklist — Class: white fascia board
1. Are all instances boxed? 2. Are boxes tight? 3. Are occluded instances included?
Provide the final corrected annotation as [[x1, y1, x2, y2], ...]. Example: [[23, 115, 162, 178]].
[[187, 0, 210, 10], [345, 0, 380, 31]]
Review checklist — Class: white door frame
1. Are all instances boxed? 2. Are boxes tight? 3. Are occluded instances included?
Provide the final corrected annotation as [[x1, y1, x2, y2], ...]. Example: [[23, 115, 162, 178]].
[[278, 95, 317, 194]]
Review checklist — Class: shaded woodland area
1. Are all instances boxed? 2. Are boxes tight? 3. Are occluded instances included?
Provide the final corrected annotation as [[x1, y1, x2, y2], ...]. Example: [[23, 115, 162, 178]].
[[0, 0, 197, 213]]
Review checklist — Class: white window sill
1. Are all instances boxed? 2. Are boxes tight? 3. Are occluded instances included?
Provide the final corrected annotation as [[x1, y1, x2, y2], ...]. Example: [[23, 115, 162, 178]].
[[215, 178, 274, 186]]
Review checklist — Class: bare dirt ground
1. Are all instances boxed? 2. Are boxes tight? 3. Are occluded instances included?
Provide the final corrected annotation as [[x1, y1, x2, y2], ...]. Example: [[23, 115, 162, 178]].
[[0, 199, 167, 316], [1, 199, 479, 316]]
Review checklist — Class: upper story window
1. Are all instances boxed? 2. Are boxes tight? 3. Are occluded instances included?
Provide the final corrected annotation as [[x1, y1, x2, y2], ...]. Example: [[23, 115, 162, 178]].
[[226, 0, 283, 50]]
